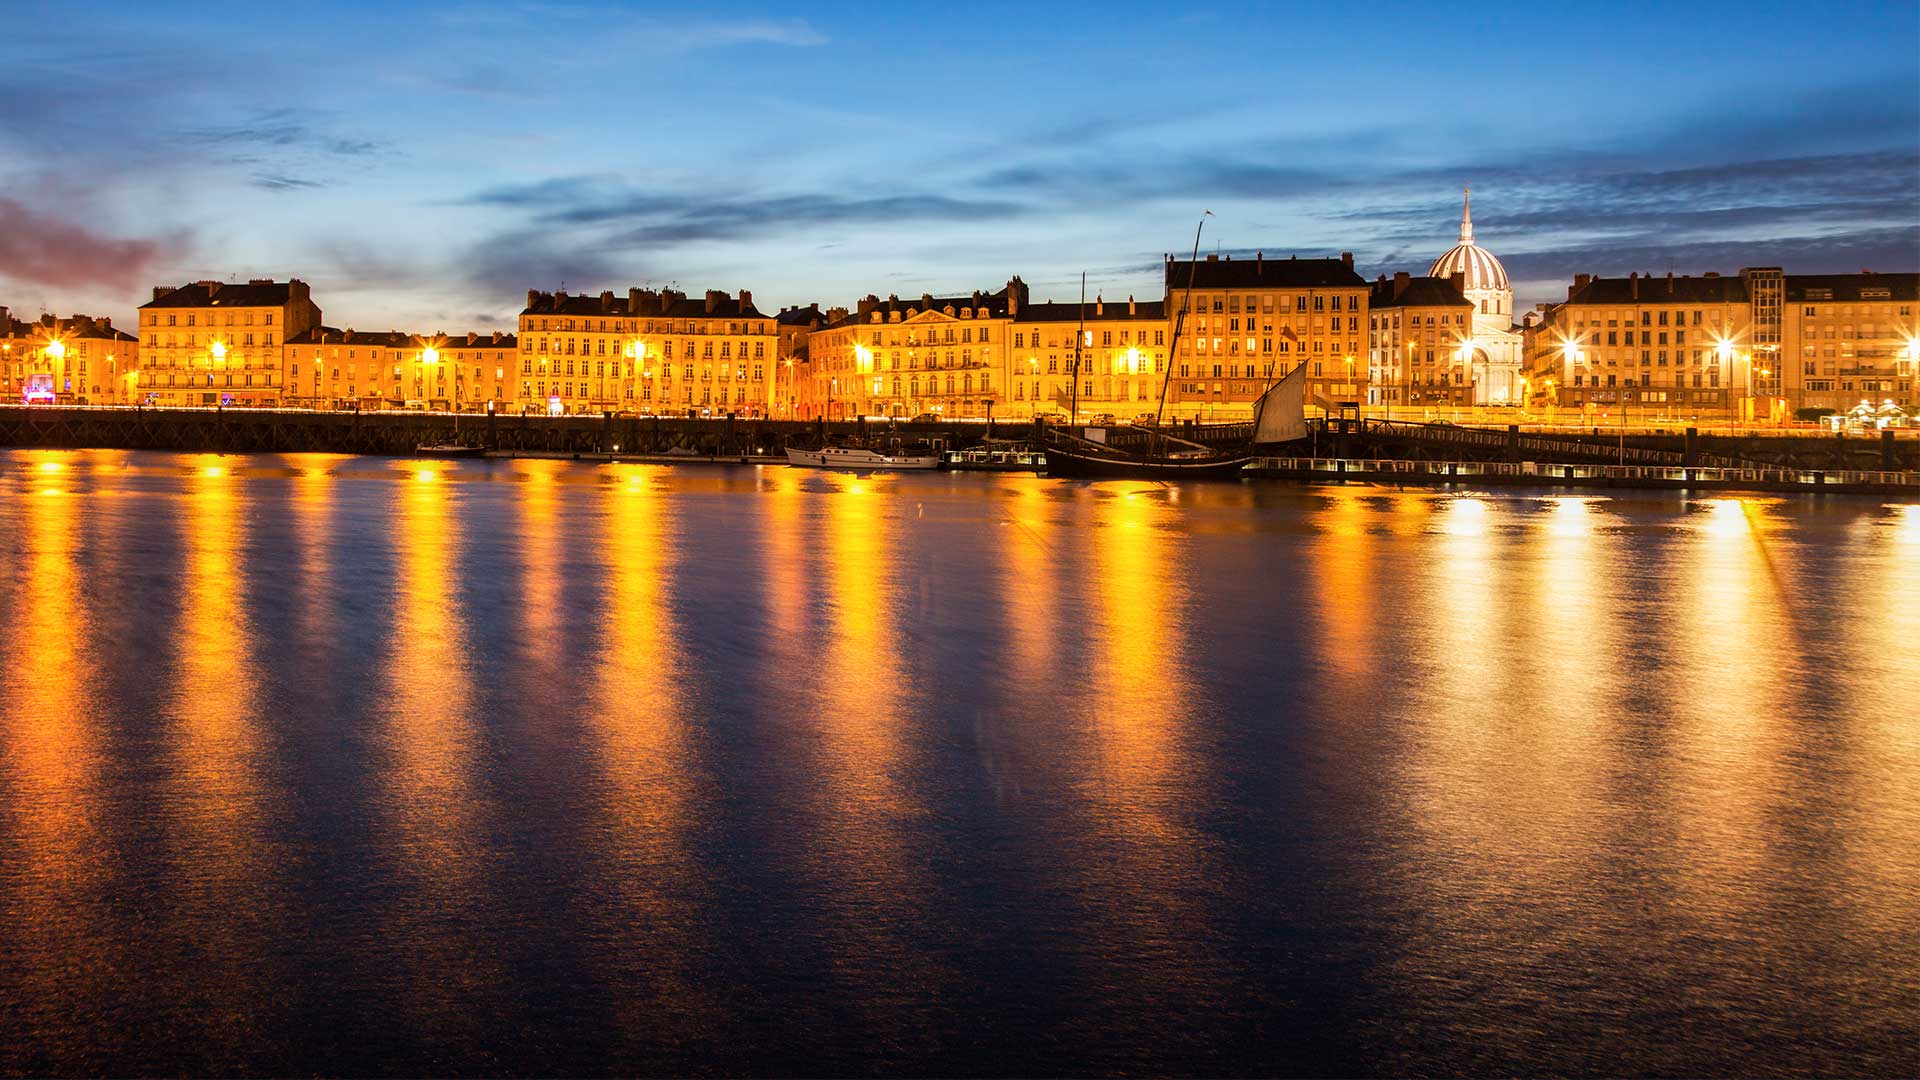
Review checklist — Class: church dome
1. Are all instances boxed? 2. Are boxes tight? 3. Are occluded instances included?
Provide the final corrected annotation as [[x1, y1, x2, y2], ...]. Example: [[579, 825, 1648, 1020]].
[[1428, 188, 1509, 293]]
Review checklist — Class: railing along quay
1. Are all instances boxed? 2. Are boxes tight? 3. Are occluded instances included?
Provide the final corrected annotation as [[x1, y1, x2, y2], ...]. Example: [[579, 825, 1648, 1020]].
[[1246, 456, 1920, 495]]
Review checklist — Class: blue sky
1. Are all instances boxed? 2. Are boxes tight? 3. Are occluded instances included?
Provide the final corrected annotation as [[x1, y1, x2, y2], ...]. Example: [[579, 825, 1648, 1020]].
[[2, 0, 1916, 331]]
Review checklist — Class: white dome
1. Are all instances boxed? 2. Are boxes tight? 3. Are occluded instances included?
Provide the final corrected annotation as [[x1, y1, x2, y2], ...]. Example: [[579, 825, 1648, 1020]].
[[1428, 188, 1509, 293]]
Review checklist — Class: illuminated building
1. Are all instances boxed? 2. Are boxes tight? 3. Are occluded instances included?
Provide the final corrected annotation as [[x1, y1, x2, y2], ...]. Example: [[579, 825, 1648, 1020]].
[[1527, 269, 1918, 418], [0, 308, 140, 404], [1006, 295, 1168, 420], [1427, 189, 1524, 404], [808, 282, 1018, 419], [518, 288, 775, 415], [1164, 253, 1368, 419], [775, 305, 826, 418], [1782, 274, 1919, 413], [1365, 273, 1476, 409], [282, 328, 516, 410], [138, 279, 320, 407]]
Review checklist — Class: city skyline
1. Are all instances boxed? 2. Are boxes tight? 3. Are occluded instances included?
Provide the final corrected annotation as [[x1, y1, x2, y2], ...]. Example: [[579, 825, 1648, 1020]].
[[3, 0, 1918, 332]]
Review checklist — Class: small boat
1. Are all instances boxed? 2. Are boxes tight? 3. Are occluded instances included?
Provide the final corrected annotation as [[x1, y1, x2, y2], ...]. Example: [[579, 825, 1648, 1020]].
[[415, 443, 485, 458], [942, 447, 1046, 472], [1042, 444, 1251, 479], [786, 445, 940, 470]]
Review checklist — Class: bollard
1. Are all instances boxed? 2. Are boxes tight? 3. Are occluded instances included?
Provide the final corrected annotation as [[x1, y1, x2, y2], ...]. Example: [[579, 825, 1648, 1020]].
[[1684, 427, 1698, 468]]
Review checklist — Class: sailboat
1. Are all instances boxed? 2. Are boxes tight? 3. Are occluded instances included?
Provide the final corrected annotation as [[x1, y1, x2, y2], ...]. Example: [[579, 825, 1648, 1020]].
[[1042, 215, 1308, 479]]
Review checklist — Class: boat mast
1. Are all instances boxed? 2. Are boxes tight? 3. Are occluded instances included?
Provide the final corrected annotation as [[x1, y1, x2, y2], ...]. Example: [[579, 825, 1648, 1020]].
[[1152, 212, 1211, 448], [1071, 271, 1085, 424]]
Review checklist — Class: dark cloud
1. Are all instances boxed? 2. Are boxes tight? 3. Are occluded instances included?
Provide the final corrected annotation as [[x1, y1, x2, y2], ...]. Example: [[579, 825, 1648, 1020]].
[[253, 173, 325, 192], [0, 197, 182, 293], [180, 108, 385, 158], [464, 179, 1026, 238], [459, 229, 623, 296]]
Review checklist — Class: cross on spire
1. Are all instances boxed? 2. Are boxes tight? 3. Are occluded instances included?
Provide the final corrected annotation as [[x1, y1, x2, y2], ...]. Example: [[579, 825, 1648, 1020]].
[[1459, 186, 1474, 243]]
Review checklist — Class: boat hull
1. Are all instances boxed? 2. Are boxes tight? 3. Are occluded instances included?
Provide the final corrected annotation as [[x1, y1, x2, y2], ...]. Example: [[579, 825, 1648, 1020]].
[[415, 444, 485, 458], [786, 447, 941, 470], [1043, 446, 1251, 480]]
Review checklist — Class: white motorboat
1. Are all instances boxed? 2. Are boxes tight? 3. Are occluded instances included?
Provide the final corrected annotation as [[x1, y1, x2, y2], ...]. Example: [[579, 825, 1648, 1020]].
[[786, 445, 941, 470]]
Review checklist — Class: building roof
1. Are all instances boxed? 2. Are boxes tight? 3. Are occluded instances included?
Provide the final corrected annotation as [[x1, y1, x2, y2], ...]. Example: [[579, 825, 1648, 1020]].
[[1785, 272, 1920, 302], [1166, 254, 1366, 290], [776, 304, 826, 326], [286, 327, 518, 349], [825, 283, 1018, 329], [522, 287, 767, 320], [1428, 188, 1510, 293], [1369, 276, 1473, 310], [1564, 273, 1752, 306], [1015, 298, 1167, 322], [0, 313, 135, 341], [142, 280, 305, 308]]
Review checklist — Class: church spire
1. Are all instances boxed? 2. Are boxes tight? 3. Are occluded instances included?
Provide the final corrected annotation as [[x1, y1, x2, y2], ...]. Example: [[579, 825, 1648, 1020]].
[[1459, 185, 1474, 244]]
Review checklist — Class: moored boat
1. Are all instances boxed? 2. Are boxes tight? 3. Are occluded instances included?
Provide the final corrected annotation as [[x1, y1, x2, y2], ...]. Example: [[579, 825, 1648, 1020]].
[[786, 445, 941, 470], [415, 443, 485, 458]]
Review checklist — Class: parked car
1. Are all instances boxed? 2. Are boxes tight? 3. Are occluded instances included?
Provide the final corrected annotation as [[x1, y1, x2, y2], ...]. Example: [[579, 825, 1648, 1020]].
[[1089, 412, 1117, 425]]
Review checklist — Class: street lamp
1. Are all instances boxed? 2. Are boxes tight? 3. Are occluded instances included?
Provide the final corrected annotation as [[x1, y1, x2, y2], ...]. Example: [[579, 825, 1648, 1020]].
[[420, 346, 440, 410]]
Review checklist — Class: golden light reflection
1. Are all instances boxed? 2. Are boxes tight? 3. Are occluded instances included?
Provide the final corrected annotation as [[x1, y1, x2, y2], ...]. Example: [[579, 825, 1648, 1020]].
[[999, 478, 1060, 693], [1827, 504, 1920, 941], [1663, 496, 1793, 921], [585, 465, 707, 1020], [1086, 485, 1194, 842], [0, 461, 105, 996], [162, 456, 273, 1035], [1306, 487, 1375, 694], [512, 459, 567, 654], [377, 458, 495, 1016]]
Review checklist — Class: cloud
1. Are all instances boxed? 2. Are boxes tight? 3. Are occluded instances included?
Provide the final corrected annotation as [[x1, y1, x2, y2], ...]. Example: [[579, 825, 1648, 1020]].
[[459, 229, 623, 295], [253, 173, 325, 192], [0, 197, 183, 293], [462, 177, 1029, 249]]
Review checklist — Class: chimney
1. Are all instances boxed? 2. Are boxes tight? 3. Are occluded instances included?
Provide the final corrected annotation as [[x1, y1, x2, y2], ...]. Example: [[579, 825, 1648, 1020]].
[[152, 286, 171, 302], [203, 281, 221, 299], [527, 289, 540, 310], [1128, 294, 1136, 316], [289, 280, 310, 304], [600, 290, 615, 309], [1341, 251, 1354, 270], [1450, 271, 1465, 296], [1256, 251, 1263, 270], [705, 289, 724, 313], [738, 289, 752, 311], [1571, 273, 1592, 301], [920, 292, 934, 310], [1666, 271, 1674, 294], [555, 289, 568, 304], [249, 278, 272, 286], [1704, 271, 1720, 278], [1630, 272, 1639, 300], [1095, 294, 1104, 317], [628, 287, 642, 313], [1394, 271, 1411, 299]]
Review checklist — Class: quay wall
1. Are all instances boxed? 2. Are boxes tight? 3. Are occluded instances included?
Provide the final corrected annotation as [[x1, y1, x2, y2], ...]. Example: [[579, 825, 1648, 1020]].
[[1, 406, 1913, 472]]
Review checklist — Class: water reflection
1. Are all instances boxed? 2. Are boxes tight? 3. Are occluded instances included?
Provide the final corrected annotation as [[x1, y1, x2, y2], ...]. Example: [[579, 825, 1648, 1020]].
[[161, 455, 274, 1051], [583, 465, 709, 1036], [0, 456, 106, 1042], [374, 463, 495, 1029]]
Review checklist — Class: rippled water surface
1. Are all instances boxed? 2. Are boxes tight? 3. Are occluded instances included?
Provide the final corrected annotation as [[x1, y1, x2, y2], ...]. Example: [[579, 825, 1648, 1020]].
[[1, 449, 1916, 1076]]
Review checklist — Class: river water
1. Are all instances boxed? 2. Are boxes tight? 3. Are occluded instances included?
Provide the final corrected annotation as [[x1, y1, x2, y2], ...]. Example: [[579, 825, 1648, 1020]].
[[1, 449, 1915, 1076]]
